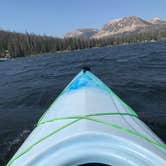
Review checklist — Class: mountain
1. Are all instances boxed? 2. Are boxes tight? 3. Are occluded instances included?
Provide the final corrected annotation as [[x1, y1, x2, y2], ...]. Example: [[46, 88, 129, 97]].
[[64, 28, 99, 39], [150, 17, 166, 24], [92, 16, 151, 39], [64, 16, 166, 39]]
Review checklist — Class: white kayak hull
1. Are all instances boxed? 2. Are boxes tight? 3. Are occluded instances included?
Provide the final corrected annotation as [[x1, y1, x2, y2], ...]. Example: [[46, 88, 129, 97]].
[[7, 70, 166, 166]]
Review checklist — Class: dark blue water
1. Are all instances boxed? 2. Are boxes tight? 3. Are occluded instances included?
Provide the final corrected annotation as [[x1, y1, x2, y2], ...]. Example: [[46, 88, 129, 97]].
[[0, 41, 166, 165]]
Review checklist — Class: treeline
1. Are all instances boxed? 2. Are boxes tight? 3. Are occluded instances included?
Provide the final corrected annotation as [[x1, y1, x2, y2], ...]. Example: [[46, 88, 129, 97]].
[[0, 29, 166, 58]]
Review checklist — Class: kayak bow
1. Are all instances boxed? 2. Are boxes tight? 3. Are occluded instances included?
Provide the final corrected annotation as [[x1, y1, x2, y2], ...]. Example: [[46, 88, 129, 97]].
[[7, 70, 166, 166]]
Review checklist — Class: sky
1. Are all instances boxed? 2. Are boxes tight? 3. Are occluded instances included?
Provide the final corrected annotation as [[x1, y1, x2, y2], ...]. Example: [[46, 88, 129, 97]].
[[0, 0, 166, 37]]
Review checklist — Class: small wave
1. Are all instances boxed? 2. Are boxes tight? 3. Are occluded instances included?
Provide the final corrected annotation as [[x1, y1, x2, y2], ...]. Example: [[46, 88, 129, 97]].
[[7, 129, 30, 150], [0, 129, 31, 166]]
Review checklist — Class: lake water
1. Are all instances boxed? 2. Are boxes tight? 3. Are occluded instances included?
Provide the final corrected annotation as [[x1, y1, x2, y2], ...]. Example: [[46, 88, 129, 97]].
[[0, 41, 166, 165]]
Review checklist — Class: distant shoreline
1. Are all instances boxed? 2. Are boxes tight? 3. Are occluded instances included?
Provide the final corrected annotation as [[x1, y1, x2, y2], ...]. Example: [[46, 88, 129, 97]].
[[27, 39, 166, 57], [1, 39, 165, 60]]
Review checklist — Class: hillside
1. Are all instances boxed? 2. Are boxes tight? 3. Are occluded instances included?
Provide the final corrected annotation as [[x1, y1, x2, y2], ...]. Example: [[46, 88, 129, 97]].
[[1, 16, 166, 58]]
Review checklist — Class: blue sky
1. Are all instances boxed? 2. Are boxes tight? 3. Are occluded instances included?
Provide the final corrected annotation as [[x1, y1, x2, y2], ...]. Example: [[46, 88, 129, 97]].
[[0, 0, 166, 37]]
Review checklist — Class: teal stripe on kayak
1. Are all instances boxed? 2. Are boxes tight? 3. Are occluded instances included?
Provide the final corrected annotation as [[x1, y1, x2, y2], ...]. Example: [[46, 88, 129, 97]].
[[86, 71, 138, 116], [7, 114, 166, 166], [61, 71, 100, 94], [37, 112, 138, 126]]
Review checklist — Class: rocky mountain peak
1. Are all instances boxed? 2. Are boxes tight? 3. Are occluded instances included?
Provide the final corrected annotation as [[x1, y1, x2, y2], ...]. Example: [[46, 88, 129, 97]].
[[92, 16, 151, 39], [104, 16, 151, 29], [150, 17, 166, 24], [104, 16, 150, 32]]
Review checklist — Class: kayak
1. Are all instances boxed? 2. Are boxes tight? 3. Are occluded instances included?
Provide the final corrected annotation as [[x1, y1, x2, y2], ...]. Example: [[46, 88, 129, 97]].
[[7, 70, 166, 166]]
